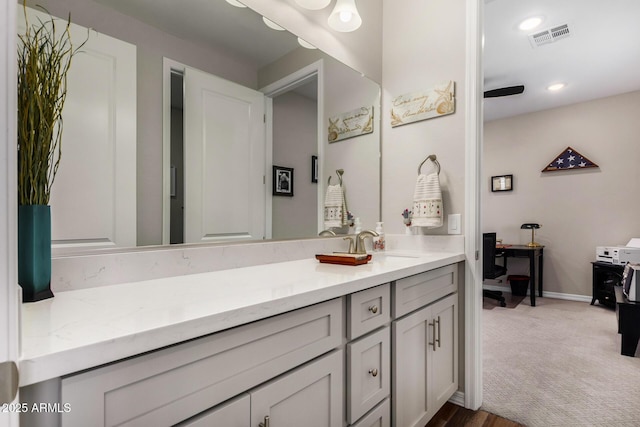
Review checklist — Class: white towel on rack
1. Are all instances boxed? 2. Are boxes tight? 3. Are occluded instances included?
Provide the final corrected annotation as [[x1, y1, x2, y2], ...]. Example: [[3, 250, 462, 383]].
[[411, 172, 443, 228], [324, 184, 347, 228]]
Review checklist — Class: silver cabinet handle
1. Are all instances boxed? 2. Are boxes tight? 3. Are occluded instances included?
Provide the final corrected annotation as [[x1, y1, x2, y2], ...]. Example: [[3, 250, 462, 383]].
[[259, 415, 270, 427], [368, 368, 378, 377], [368, 305, 378, 314], [429, 317, 441, 351]]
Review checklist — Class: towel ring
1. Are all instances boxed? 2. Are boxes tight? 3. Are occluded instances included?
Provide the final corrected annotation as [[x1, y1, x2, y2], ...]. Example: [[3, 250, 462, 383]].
[[418, 155, 440, 175], [327, 169, 345, 186]]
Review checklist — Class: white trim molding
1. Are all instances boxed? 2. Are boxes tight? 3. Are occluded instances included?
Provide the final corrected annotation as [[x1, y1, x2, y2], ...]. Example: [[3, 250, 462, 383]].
[[1, 0, 21, 424], [464, 0, 483, 412]]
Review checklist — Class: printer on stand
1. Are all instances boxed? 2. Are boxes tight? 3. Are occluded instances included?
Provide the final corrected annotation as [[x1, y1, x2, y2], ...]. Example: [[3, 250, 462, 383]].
[[596, 238, 640, 265]]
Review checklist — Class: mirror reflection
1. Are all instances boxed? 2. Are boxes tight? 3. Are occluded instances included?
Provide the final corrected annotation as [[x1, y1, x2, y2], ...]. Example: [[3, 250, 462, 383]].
[[22, 0, 381, 252]]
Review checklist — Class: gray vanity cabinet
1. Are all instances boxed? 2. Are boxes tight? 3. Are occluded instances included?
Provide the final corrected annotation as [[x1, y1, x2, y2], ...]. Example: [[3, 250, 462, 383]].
[[22, 263, 461, 427]]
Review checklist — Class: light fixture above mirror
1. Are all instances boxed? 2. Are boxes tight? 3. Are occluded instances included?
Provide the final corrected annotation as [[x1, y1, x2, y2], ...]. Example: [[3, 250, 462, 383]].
[[263, 17, 285, 31], [225, 0, 247, 8], [295, 0, 331, 10], [328, 0, 362, 32]]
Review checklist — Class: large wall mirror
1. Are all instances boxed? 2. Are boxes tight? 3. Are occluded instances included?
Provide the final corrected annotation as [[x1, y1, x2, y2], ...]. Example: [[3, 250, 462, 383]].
[[22, 0, 381, 253]]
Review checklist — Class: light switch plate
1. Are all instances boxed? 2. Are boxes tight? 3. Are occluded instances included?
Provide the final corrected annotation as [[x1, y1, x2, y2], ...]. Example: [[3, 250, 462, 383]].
[[448, 214, 461, 234]]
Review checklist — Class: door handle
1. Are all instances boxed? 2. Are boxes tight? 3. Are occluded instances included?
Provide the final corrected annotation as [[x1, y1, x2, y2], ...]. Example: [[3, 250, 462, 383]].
[[0, 361, 19, 404]]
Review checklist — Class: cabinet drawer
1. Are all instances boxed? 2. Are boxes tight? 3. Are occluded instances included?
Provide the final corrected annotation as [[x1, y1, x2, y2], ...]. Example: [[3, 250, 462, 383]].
[[350, 397, 390, 427], [346, 326, 390, 424], [393, 264, 457, 318], [348, 283, 390, 339], [61, 298, 343, 427]]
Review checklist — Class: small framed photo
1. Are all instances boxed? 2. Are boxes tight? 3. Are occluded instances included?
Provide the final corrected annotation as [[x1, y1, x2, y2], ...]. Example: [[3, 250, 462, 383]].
[[311, 155, 318, 183], [491, 174, 513, 192], [273, 165, 294, 197]]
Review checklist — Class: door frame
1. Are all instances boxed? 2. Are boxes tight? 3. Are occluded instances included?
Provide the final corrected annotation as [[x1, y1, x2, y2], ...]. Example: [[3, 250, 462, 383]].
[[1, 0, 21, 424], [162, 58, 185, 245], [464, 0, 484, 411], [260, 60, 324, 239]]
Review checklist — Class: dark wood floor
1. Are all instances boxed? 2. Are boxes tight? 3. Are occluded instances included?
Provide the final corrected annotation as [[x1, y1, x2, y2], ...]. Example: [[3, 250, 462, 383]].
[[425, 402, 525, 427]]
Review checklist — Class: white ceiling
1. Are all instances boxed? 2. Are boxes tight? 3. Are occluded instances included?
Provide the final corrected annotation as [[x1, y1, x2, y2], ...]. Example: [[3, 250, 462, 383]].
[[483, 0, 640, 121]]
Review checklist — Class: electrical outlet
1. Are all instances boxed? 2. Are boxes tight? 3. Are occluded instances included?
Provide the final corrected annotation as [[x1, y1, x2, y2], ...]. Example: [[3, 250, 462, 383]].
[[448, 213, 461, 234]]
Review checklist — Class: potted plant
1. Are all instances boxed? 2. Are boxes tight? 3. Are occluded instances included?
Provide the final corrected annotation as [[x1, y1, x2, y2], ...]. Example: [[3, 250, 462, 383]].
[[17, 5, 85, 302]]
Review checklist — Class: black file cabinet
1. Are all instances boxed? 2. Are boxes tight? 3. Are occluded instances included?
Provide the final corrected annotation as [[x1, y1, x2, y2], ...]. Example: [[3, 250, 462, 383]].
[[591, 262, 624, 308]]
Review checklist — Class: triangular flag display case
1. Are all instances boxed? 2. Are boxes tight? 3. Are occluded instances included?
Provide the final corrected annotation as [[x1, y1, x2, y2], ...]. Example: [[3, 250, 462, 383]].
[[542, 146, 598, 172]]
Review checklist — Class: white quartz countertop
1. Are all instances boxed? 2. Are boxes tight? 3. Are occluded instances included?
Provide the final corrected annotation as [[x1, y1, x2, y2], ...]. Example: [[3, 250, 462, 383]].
[[19, 250, 464, 386]]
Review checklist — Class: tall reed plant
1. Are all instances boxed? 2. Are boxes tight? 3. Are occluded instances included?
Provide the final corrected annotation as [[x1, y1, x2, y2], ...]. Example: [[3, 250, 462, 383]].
[[17, 5, 86, 205]]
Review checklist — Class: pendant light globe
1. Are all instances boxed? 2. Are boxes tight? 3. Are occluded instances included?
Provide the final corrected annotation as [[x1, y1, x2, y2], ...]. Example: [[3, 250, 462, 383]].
[[328, 0, 362, 32]]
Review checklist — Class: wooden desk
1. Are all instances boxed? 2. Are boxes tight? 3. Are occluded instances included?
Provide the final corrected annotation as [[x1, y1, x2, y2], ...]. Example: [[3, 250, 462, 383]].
[[499, 245, 545, 307]]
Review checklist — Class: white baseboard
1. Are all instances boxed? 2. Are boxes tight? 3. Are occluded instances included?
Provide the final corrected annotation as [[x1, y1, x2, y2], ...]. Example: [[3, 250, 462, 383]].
[[483, 284, 592, 303], [448, 390, 465, 406], [540, 290, 592, 303]]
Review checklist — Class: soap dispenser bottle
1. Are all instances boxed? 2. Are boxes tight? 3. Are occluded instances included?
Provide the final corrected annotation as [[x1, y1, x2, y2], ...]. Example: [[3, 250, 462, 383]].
[[373, 222, 385, 251]]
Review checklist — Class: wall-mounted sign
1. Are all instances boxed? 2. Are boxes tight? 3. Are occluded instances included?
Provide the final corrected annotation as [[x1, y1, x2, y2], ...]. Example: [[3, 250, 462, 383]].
[[390, 80, 455, 127], [328, 106, 374, 143]]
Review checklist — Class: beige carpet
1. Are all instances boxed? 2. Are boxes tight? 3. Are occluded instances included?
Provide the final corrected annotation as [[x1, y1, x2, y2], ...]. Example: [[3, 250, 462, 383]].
[[482, 297, 640, 427]]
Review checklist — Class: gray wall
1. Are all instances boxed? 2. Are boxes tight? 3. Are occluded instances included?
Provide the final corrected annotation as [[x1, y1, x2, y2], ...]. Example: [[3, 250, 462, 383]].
[[483, 90, 640, 297], [272, 90, 318, 239]]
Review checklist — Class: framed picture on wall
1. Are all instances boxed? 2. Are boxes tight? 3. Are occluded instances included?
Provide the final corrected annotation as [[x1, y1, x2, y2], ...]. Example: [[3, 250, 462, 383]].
[[273, 165, 294, 197], [311, 155, 318, 183], [491, 174, 513, 192]]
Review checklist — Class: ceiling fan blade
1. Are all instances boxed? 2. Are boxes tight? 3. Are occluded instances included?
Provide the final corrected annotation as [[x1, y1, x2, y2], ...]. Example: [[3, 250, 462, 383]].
[[483, 85, 525, 98]]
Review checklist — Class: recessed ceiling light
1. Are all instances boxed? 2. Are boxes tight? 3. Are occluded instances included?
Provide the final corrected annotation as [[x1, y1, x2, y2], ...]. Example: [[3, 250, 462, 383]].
[[297, 38, 317, 49], [263, 17, 285, 31], [518, 17, 543, 31], [547, 83, 566, 91], [225, 0, 246, 7]]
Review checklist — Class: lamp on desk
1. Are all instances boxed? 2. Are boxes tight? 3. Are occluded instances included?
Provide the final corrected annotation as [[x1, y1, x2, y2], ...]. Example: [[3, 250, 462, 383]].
[[521, 223, 541, 247]]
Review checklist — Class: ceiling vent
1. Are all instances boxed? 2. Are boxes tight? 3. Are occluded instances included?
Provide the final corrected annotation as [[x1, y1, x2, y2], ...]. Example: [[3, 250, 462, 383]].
[[528, 23, 572, 48]]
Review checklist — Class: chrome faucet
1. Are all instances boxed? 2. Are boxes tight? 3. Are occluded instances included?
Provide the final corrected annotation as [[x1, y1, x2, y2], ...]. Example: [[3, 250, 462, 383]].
[[318, 229, 337, 237], [355, 230, 379, 254]]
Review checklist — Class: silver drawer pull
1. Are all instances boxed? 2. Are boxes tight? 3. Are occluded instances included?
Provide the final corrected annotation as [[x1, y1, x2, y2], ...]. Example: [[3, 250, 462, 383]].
[[368, 368, 378, 377], [259, 415, 270, 427], [368, 305, 378, 314]]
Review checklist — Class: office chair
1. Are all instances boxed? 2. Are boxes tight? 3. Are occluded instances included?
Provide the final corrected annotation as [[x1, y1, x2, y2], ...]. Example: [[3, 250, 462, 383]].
[[483, 232, 507, 307]]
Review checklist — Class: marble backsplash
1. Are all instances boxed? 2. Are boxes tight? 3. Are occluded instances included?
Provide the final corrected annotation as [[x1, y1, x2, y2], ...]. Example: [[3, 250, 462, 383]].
[[51, 235, 464, 292]]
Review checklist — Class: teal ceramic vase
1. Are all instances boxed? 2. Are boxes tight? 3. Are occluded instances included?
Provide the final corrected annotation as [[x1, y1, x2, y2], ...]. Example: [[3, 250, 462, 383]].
[[18, 204, 54, 302]]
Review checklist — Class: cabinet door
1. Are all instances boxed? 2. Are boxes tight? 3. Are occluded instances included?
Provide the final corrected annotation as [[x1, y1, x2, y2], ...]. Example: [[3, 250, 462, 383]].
[[176, 394, 249, 427], [250, 350, 343, 427], [428, 294, 458, 413], [392, 305, 431, 427], [391, 293, 458, 427]]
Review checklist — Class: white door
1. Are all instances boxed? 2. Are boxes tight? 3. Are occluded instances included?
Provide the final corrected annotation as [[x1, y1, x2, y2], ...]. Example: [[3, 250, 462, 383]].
[[18, 7, 137, 253], [1, 1, 20, 425], [184, 67, 266, 243]]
